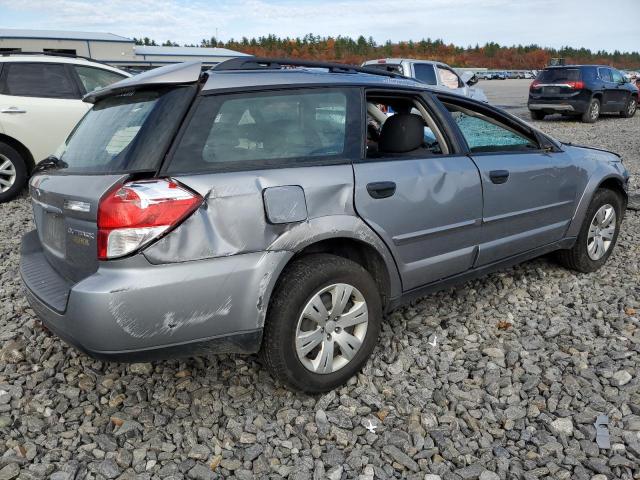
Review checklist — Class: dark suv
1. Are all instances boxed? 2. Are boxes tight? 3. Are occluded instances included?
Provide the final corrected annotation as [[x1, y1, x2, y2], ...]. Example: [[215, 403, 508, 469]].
[[528, 65, 638, 123]]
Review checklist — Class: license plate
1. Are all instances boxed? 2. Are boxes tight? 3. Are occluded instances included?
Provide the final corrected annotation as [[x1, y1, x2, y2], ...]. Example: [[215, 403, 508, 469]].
[[43, 212, 65, 253], [544, 86, 561, 94]]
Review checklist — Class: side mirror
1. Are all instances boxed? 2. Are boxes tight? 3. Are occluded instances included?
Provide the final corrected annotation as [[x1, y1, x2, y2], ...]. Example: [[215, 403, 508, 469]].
[[460, 71, 478, 86]]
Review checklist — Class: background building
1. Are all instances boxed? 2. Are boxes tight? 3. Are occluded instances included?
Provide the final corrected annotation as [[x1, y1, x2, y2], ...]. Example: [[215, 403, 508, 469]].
[[0, 28, 248, 70]]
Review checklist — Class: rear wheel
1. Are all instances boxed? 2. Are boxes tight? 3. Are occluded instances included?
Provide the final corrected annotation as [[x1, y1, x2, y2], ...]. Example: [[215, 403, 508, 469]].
[[262, 254, 382, 392], [0, 142, 28, 203], [530, 110, 546, 120], [620, 95, 637, 118], [581, 98, 600, 123], [556, 188, 623, 273]]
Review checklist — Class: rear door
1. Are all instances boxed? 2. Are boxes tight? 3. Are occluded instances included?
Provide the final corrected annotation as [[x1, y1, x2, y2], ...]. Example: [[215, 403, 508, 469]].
[[353, 90, 483, 291], [0, 62, 90, 162], [610, 69, 629, 109], [439, 97, 580, 265], [598, 68, 619, 112]]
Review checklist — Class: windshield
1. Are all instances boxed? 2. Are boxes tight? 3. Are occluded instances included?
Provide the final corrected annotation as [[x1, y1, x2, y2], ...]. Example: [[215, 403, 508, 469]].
[[538, 68, 581, 83], [57, 86, 196, 174]]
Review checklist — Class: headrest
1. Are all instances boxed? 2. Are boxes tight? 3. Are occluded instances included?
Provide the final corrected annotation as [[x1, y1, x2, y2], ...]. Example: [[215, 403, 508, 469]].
[[378, 113, 425, 153]]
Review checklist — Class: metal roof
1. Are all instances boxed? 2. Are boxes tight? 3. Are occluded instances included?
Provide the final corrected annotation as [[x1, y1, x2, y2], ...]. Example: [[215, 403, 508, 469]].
[[134, 46, 250, 58], [0, 28, 132, 43]]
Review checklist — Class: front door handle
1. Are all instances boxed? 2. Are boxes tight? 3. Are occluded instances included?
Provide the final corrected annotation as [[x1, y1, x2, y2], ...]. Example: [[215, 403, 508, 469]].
[[366, 181, 396, 199], [489, 170, 509, 184], [1, 107, 27, 114]]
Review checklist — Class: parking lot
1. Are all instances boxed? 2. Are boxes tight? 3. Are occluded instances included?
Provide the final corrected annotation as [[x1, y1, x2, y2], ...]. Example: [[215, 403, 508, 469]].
[[0, 80, 639, 480]]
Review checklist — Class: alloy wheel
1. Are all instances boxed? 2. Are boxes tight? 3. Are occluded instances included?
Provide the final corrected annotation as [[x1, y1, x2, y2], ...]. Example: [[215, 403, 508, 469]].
[[586, 204, 616, 261], [0, 154, 17, 193], [295, 283, 369, 374], [590, 101, 600, 121], [628, 99, 637, 116]]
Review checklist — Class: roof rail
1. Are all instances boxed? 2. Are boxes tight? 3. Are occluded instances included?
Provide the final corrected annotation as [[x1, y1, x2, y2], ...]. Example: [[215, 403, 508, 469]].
[[212, 56, 407, 79], [0, 50, 113, 67]]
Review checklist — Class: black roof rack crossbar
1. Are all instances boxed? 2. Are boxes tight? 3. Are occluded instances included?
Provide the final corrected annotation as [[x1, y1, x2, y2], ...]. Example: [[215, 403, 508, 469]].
[[212, 56, 408, 79], [0, 50, 113, 67]]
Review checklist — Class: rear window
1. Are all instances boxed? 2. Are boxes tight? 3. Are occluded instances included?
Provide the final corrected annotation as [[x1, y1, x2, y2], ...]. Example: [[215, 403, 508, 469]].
[[366, 63, 404, 75], [57, 86, 195, 174], [538, 68, 581, 83], [413, 64, 437, 85], [167, 88, 360, 173]]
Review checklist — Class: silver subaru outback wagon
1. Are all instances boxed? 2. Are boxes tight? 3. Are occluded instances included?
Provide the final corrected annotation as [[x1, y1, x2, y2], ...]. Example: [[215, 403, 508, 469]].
[[21, 58, 629, 392]]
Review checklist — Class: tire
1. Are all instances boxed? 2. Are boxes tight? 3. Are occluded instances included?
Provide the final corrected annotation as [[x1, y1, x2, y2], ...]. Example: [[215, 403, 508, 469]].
[[620, 95, 637, 118], [0, 142, 28, 203], [261, 253, 382, 393], [556, 188, 623, 273], [581, 98, 600, 123], [530, 110, 546, 120]]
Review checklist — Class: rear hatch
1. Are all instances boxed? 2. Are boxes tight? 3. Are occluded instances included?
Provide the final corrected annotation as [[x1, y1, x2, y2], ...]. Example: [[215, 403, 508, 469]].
[[29, 84, 197, 284], [530, 67, 583, 100]]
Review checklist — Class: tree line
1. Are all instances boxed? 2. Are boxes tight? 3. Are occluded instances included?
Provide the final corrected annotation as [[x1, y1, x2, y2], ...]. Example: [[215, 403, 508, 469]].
[[133, 35, 640, 69]]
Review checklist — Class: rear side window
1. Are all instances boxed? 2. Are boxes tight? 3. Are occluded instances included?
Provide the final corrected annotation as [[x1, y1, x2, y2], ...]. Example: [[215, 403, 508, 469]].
[[598, 68, 612, 82], [444, 102, 538, 153], [413, 64, 437, 85], [168, 88, 360, 173], [538, 68, 581, 83], [74, 66, 126, 93], [0, 63, 78, 98]]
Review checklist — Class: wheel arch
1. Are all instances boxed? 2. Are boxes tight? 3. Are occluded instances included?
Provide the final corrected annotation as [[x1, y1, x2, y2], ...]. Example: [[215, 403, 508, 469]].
[[0, 133, 35, 173]]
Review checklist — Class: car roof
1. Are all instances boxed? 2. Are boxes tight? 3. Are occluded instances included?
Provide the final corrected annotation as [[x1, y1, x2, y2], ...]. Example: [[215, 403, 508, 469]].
[[84, 60, 430, 103], [363, 58, 448, 67], [0, 54, 130, 75]]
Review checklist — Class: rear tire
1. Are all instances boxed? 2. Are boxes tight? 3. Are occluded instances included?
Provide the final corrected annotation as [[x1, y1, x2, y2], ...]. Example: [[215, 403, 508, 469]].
[[530, 110, 546, 120], [556, 188, 623, 273], [581, 98, 600, 123], [261, 254, 382, 393], [620, 95, 637, 118], [0, 142, 28, 203]]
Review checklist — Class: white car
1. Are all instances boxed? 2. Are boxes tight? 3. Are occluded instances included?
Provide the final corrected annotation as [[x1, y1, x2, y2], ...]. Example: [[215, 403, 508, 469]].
[[362, 58, 488, 103], [0, 53, 130, 201]]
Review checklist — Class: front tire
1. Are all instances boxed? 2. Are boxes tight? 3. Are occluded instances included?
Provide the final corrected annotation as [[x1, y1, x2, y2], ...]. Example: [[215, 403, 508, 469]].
[[620, 95, 637, 118], [581, 98, 600, 123], [530, 110, 546, 120], [556, 188, 623, 273], [262, 254, 382, 393], [0, 142, 28, 203]]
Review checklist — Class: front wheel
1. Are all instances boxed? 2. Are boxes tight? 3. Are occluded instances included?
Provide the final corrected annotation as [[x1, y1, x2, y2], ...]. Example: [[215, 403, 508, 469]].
[[556, 188, 623, 273], [262, 254, 382, 392], [530, 110, 546, 120], [620, 96, 637, 118]]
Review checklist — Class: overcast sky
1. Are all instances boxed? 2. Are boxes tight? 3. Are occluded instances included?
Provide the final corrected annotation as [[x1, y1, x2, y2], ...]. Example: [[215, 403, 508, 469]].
[[0, 0, 638, 53]]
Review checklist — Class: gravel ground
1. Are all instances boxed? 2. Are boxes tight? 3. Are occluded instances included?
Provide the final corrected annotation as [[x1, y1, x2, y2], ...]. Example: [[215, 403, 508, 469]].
[[0, 109, 639, 480]]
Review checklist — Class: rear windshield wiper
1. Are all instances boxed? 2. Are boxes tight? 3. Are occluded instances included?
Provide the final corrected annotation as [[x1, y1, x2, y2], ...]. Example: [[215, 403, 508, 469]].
[[32, 155, 68, 175]]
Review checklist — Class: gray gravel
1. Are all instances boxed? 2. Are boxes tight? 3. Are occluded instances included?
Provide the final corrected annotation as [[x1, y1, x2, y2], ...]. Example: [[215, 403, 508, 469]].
[[1, 107, 639, 479]]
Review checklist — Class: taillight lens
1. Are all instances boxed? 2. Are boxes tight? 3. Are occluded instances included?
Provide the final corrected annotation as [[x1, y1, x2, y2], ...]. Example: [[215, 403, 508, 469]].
[[97, 179, 202, 260], [530, 80, 541, 90], [566, 81, 585, 89]]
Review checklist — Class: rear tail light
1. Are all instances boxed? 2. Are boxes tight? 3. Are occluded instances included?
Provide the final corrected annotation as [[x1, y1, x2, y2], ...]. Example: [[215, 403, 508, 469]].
[[566, 81, 585, 89], [530, 80, 541, 90], [97, 179, 202, 260]]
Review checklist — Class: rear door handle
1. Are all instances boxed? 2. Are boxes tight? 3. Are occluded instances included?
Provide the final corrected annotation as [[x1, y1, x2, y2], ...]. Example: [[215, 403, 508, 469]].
[[366, 181, 396, 199], [489, 170, 509, 184], [1, 107, 27, 114]]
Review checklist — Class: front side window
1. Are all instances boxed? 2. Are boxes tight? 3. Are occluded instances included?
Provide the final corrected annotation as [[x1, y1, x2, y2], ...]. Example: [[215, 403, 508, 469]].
[[611, 69, 624, 84], [444, 103, 538, 153], [413, 64, 437, 85], [168, 89, 358, 173], [75, 66, 127, 93], [0, 63, 78, 98], [437, 67, 462, 89]]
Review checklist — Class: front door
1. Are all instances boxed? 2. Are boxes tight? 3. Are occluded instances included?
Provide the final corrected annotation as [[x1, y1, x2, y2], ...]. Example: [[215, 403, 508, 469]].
[[353, 91, 483, 291], [439, 97, 580, 266]]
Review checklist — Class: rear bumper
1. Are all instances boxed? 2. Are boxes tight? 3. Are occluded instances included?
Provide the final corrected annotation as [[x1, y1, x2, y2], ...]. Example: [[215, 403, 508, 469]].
[[528, 93, 590, 113], [20, 230, 291, 361], [528, 103, 576, 112]]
